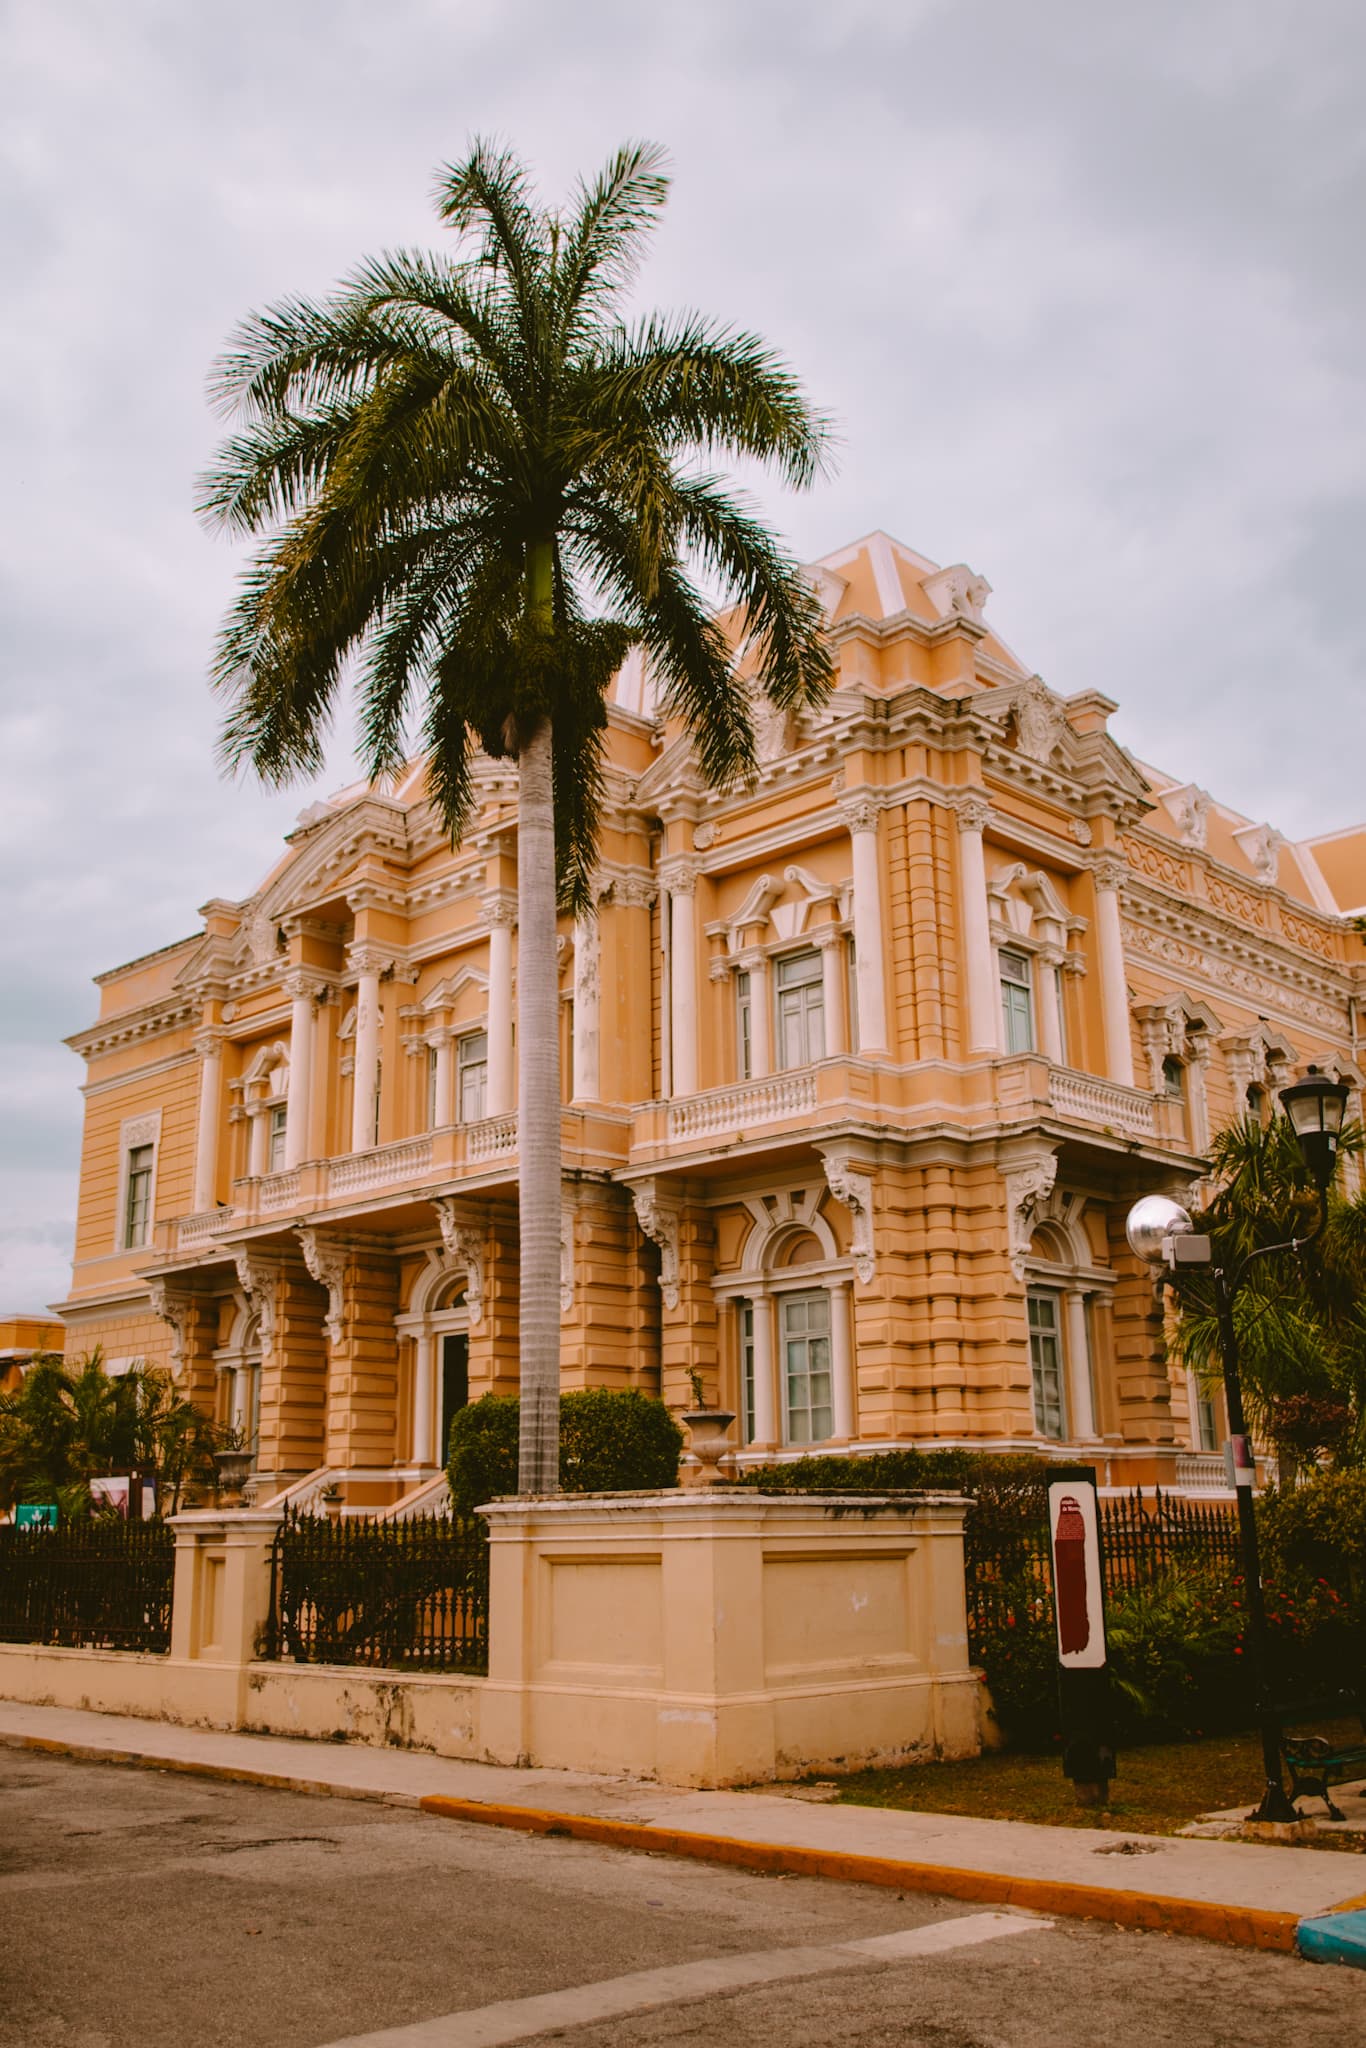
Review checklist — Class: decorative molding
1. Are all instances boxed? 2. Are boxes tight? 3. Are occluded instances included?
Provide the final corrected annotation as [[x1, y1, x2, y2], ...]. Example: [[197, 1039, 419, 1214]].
[[817, 1149, 875, 1285], [1010, 675, 1068, 766], [632, 1179, 681, 1311], [431, 1199, 485, 1326], [999, 1148, 1060, 1282], [691, 821, 717, 851], [1233, 821, 1283, 885], [921, 562, 991, 624], [1069, 818, 1094, 847], [1159, 783, 1211, 850]]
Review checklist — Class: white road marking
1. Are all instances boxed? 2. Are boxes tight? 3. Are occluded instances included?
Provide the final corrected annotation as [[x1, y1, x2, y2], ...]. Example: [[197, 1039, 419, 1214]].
[[317, 1910, 1051, 2048]]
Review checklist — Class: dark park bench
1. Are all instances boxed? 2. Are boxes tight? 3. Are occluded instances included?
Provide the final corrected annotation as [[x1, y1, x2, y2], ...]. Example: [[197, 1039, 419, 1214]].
[[1280, 1696, 1366, 1820]]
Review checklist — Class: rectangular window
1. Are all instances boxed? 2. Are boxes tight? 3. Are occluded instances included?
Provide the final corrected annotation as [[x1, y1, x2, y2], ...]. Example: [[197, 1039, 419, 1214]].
[[123, 1144, 154, 1249], [427, 1044, 440, 1128], [458, 1031, 488, 1123], [1027, 1290, 1067, 1440], [1053, 965, 1068, 1065], [1193, 1379, 1219, 1453], [267, 1104, 287, 1172], [781, 1290, 833, 1445], [739, 1300, 755, 1443], [999, 949, 1035, 1055], [736, 971, 752, 1081], [775, 949, 825, 1070]]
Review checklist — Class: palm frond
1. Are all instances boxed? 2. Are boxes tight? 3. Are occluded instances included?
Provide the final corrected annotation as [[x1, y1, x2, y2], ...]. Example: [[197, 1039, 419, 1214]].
[[554, 141, 670, 342]]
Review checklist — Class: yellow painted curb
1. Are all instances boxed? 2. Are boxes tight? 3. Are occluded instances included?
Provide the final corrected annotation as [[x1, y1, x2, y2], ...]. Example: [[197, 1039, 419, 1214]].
[[417, 1794, 1302, 1953], [0, 1731, 1305, 1951]]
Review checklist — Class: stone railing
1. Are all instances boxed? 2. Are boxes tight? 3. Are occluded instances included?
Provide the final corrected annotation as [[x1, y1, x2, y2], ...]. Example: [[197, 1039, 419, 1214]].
[[258, 1169, 302, 1214], [466, 1114, 517, 1162], [326, 1136, 434, 1198], [667, 1070, 819, 1143], [176, 1209, 228, 1252], [1174, 1453, 1232, 1493], [1049, 1069, 1156, 1142]]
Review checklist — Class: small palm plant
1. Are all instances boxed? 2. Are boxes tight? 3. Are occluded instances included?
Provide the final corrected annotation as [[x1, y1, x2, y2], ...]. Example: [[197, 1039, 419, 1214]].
[[201, 140, 833, 1491]]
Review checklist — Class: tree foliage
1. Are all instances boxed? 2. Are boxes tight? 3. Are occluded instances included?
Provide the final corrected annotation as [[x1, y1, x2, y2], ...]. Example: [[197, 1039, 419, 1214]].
[[200, 138, 834, 913], [0, 1352, 218, 1516], [1170, 1112, 1366, 1463]]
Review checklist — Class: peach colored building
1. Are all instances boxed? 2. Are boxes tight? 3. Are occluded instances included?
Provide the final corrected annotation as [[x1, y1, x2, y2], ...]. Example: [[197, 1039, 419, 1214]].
[[53, 533, 1366, 1506]]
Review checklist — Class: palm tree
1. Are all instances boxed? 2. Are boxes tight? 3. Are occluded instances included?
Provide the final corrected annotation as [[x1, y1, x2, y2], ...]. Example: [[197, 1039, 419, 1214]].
[[201, 141, 833, 1491], [1171, 1112, 1366, 1472]]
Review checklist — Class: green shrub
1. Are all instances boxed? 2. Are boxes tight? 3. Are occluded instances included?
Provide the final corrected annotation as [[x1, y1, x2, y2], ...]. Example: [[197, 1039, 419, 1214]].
[[1260, 1469, 1366, 1596], [732, 1449, 1048, 1497], [447, 1390, 683, 1515]]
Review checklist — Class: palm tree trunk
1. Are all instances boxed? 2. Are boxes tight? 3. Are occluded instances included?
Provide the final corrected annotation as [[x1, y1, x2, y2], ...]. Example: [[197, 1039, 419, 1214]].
[[516, 544, 561, 1493]]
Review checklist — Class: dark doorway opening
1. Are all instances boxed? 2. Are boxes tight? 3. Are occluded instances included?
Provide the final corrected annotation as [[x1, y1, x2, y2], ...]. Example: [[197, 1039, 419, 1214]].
[[440, 1332, 469, 1464]]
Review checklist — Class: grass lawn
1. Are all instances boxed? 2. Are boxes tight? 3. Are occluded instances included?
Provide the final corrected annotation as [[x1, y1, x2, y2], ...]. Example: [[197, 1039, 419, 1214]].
[[831, 1721, 1366, 1840]]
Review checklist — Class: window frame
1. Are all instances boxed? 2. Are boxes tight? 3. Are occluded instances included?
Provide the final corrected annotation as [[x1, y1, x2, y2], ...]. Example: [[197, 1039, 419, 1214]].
[[779, 1287, 834, 1446], [1026, 1287, 1067, 1441], [999, 948, 1035, 1056], [116, 1114, 160, 1253], [457, 1029, 489, 1124], [774, 947, 825, 1071]]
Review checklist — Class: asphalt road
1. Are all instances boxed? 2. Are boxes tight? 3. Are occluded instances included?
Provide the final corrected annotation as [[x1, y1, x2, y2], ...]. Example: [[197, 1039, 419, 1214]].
[[1, 1750, 1360, 2048]]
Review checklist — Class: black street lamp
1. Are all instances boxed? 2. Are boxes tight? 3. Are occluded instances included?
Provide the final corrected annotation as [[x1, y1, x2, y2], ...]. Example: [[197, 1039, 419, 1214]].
[[1125, 1067, 1351, 1826]]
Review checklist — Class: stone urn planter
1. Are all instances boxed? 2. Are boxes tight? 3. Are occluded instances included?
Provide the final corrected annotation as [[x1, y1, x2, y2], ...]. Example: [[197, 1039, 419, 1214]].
[[682, 1410, 736, 1487], [213, 1447, 252, 1504]]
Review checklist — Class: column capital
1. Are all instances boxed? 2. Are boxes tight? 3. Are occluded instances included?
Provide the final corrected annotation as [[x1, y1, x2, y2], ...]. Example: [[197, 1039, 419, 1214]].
[[838, 796, 880, 837], [735, 946, 769, 975], [192, 1028, 225, 1059], [482, 891, 517, 929], [283, 969, 326, 1004], [953, 794, 992, 835], [659, 859, 698, 897], [812, 925, 847, 952], [346, 942, 391, 980], [1092, 856, 1126, 894]]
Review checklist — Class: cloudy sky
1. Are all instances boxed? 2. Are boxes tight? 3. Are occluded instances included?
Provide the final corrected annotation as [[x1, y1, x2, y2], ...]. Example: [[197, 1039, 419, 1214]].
[[3, 0, 1364, 1316]]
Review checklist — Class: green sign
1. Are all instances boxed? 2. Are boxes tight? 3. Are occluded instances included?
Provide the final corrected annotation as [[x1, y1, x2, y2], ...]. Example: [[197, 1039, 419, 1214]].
[[15, 1503, 58, 1529]]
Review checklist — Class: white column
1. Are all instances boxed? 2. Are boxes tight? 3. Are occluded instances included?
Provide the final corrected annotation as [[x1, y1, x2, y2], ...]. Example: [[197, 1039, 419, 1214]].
[[191, 1030, 223, 1212], [1037, 948, 1065, 1065], [571, 906, 601, 1103], [412, 1335, 435, 1465], [1065, 1290, 1096, 1441], [829, 1279, 855, 1440], [247, 1102, 269, 1179], [841, 800, 888, 1053], [817, 931, 847, 1059], [485, 904, 515, 1116], [751, 1294, 777, 1447], [1093, 859, 1135, 1087], [433, 1032, 456, 1127], [666, 863, 699, 1097], [350, 954, 383, 1152], [284, 975, 315, 1169], [741, 950, 772, 1079], [956, 797, 998, 1053]]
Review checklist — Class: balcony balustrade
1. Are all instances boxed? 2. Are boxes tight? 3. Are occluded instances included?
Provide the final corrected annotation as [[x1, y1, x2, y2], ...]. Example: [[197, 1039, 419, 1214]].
[[666, 1071, 818, 1143], [1047, 1068, 1157, 1142]]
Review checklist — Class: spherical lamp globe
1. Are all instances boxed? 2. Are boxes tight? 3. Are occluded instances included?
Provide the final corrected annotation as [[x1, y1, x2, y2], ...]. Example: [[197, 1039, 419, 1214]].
[[1125, 1194, 1194, 1268]]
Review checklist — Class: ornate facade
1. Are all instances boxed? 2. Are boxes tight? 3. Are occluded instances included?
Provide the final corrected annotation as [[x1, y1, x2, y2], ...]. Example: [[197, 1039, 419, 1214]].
[[54, 532, 1366, 1504]]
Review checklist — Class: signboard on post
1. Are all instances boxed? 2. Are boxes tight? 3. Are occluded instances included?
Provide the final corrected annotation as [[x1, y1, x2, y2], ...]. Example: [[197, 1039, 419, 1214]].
[[1046, 1466, 1116, 1804], [14, 1503, 58, 1529]]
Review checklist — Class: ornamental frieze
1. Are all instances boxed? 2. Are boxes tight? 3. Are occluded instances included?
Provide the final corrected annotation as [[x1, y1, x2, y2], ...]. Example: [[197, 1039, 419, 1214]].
[[1122, 836, 1192, 892], [1121, 917, 1345, 1033], [1205, 873, 1267, 926]]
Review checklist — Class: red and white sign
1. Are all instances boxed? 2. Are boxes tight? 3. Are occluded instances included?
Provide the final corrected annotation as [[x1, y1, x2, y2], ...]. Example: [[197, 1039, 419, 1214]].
[[1048, 1480, 1107, 1670]]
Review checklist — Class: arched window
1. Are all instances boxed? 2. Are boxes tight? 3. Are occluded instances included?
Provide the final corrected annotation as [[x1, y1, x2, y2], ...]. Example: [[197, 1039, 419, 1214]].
[[717, 1192, 853, 1452], [1022, 1214, 1111, 1445]]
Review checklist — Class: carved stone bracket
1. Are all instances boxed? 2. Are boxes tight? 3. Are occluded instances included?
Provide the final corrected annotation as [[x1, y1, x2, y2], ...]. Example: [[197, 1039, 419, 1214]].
[[431, 1199, 485, 1326], [297, 1228, 347, 1347], [999, 1148, 1060, 1282], [232, 1246, 285, 1352], [817, 1149, 875, 1285], [632, 1180, 681, 1311], [147, 1278, 199, 1385]]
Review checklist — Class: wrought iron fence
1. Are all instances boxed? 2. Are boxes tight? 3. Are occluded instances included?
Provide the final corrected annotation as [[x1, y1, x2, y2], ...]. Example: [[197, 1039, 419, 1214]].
[[0, 1520, 174, 1652], [263, 1509, 489, 1673], [963, 1487, 1240, 1660]]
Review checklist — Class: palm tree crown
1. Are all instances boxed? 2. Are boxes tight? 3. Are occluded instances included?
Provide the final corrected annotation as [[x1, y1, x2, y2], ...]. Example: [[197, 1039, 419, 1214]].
[[202, 140, 834, 1490]]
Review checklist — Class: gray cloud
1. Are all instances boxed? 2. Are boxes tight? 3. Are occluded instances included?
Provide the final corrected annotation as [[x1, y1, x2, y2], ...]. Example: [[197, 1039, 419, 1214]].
[[2, 0, 1362, 1310]]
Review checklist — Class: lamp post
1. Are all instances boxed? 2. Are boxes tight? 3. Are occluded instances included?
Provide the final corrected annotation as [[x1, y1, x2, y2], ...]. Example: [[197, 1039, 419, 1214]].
[[1125, 1067, 1350, 1826]]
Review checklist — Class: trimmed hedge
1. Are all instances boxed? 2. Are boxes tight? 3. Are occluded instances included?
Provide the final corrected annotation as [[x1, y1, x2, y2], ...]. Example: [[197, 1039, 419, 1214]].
[[447, 1390, 683, 1515], [731, 1449, 1050, 1498]]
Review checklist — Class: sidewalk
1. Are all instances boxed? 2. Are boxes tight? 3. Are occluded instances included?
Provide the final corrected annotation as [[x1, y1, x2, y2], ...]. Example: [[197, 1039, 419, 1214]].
[[2, 1700, 1359, 1956]]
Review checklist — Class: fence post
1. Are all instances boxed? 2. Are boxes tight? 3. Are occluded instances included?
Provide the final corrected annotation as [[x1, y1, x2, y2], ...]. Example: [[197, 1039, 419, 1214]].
[[169, 1510, 282, 1728]]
